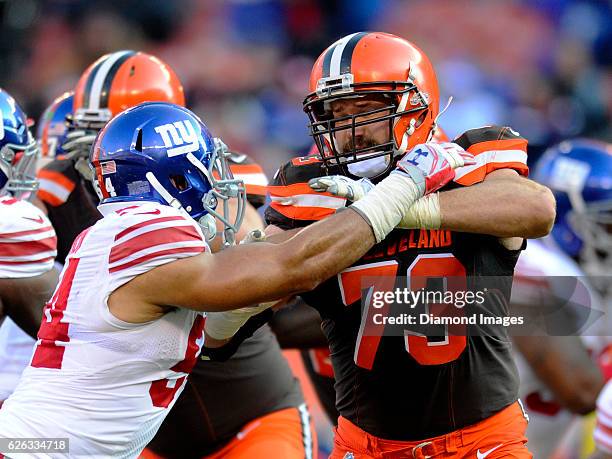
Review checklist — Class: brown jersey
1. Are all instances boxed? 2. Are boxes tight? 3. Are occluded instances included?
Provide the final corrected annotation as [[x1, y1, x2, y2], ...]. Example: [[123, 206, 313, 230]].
[[265, 126, 530, 440]]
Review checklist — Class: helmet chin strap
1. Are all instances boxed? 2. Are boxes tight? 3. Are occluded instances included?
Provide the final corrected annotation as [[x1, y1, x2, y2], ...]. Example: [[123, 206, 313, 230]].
[[145, 171, 218, 242], [429, 96, 453, 141], [145, 172, 183, 210]]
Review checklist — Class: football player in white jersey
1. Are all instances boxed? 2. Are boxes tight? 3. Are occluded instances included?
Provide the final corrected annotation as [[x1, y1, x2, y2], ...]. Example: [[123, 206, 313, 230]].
[[0, 101, 474, 457], [592, 380, 612, 458], [512, 139, 612, 458], [0, 88, 58, 407]]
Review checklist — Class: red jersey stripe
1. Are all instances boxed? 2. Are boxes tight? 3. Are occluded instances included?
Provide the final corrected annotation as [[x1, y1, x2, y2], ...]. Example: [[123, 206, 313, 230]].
[[0, 256, 55, 265], [0, 236, 57, 257], [0, 225, 53, 240], [114, 216, 187, 242], [109, 246, 205, 273], [597, 420, 612, 437], [110, 225, 202, 264]]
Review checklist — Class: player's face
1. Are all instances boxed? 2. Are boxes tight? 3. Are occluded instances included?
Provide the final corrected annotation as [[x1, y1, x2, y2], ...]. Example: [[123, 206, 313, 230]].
[[329, 95, 392, 154]]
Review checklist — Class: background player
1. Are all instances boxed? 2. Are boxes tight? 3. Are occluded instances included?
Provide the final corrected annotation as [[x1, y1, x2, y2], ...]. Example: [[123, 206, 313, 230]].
[[518, 139, 612, 457], [0, 88, 58, 406], [592, 380, 612, 458]]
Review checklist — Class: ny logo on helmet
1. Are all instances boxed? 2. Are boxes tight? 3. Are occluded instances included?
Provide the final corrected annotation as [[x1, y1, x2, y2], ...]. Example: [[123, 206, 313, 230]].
[[154, 120, 199, 157]]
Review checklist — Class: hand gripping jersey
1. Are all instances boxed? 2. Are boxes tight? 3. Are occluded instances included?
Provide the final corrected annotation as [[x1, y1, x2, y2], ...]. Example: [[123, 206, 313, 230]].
[[0, 202, 207, 458], [595, 380, 612, 454], [511, 238, 608, 458], [0, 196, 57, 400], [265, 126, 529, 440]]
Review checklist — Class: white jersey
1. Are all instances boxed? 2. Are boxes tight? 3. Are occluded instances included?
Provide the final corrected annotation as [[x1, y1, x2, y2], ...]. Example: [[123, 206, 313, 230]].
[[0, 202, 208, 458], [0, 195, 56, 400], [0, 318, 36, 400], [595, 380, 612, 454], [511, 238, 607, 458]]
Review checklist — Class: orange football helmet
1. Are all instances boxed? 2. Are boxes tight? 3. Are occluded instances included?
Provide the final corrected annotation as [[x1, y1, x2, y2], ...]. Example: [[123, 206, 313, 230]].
[[72, 50, 185, 129], [303, 32, 439, 178]]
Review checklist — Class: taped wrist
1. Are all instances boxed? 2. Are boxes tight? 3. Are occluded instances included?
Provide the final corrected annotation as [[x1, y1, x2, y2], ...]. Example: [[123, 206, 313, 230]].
[[350, 171, 422, 243], [398, 193, 441, 229], [204, 302, 274, 340]]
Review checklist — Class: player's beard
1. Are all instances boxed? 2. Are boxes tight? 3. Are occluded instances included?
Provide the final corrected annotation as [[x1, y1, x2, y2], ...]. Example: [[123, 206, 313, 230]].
[[341, 136, 390, 178]]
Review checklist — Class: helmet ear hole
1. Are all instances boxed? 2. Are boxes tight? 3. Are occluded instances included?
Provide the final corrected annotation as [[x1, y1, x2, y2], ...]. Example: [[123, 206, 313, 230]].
[[169, 174, 189, 191]]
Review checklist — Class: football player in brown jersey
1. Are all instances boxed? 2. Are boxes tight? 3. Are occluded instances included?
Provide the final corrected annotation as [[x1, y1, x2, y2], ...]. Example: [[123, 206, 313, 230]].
[[265, 32, 555, 459]]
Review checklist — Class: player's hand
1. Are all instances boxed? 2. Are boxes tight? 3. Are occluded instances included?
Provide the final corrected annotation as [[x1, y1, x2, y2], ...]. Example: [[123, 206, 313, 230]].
[[308, 176, 374, 201], [239, 229, 267, 244], [200, 308, 274, 362], [395, 142, 475, 196]]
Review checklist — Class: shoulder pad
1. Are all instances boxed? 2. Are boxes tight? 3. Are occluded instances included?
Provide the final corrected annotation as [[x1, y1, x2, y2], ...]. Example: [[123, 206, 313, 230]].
[[37, 159, 78, 207], [454, 125, 527, 154], [452, 125, 529, 186], [0, 198, 57, 277], [265, 156, 345, 229]]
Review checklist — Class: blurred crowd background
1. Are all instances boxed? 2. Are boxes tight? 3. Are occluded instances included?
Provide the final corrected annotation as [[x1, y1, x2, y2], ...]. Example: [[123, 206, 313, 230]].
[[0, 0, 610, 175]]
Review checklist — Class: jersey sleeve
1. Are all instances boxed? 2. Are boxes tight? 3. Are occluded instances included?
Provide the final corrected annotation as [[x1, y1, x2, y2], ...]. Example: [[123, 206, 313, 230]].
[[225, 152, 269, 209], [452, 126, 529, 186], [103, 205, 208, 292], [595, 381, 612, 454], [37, 158, 77, 207], [0, 198, 57, 278], [264, 156, 347, 230]]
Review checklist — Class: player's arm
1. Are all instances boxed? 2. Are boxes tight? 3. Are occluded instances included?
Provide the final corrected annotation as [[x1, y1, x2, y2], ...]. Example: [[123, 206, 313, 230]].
[[207, 198, 264, 253], [0, 269, 59, 338], [311, 127, 556, 239], [111, 145, 470, 323], [120, 208, 376, 312], [437, 125, 555, 238], [437, 168, 555, 238], [513, 335, 604, 414]]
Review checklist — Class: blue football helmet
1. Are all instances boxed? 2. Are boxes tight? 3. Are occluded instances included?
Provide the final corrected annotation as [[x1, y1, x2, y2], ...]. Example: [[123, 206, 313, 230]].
[[534, 139, 612, 280], [90, 102, 246, 245], [0, 88, 39, 197], [36, 91, 73, 159]]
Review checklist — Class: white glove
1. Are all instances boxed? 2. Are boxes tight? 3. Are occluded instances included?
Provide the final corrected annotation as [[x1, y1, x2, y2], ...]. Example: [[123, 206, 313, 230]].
[[204, 303, 273, 341], [308, 176, 374, 201], [395, 142, 474, 196], [351, 142, 472, 242]]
